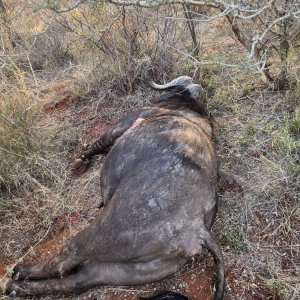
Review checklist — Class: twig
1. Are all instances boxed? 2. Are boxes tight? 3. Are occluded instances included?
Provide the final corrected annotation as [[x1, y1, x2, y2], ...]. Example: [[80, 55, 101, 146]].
[[50, 0, 88, 13]]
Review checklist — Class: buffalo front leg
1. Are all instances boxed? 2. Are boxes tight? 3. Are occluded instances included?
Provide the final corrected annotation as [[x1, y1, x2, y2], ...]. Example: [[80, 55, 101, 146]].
[[71, 110, 145, 174], [6, 259, 186, 296]]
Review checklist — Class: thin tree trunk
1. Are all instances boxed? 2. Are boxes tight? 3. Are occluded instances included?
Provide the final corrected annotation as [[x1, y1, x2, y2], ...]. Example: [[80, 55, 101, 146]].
[[224, 12, 274, 85], [183, 4, 199, 58], [274, 0, 291, 90]]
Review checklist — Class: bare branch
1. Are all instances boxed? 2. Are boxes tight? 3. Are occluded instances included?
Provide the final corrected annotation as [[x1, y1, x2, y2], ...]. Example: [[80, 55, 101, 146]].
[[49, 0, 88, 13], [51, 0, 222, 12], [108, 0, 221, 8], [171, 43, 252, 69], [248, 14, 292, 62], [235, 0, 276, 20], [144, 6, 235, 22]]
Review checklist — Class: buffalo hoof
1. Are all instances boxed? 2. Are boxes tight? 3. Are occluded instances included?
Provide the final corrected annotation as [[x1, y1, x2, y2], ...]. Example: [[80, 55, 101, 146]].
[[71, 158, 89, 175], [97, 202, 104, 209], [11, 263, 25, 280], [3, 278, 15, 297], [81, 143, 90, 151]]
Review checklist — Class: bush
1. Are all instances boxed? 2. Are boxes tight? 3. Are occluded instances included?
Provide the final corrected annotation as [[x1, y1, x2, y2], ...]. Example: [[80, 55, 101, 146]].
[[0, 59, 67, 200]]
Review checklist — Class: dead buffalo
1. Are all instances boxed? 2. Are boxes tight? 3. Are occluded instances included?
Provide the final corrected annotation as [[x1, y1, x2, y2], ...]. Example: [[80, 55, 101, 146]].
[[5, 72, 224, 300]]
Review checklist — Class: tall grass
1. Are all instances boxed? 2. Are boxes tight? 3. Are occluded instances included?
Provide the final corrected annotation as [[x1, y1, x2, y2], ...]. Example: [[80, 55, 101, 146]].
[[0, 66, 66, 200], [0, 58, 76, 260]]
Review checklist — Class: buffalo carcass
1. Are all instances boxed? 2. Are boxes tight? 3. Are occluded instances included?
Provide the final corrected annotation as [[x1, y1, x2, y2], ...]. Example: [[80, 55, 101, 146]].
[[5, 72, 225, 300]]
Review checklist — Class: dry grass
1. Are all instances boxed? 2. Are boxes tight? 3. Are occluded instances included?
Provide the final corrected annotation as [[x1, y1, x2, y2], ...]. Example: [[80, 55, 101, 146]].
[[210, 74, 299, 299], [1, 94, 70, 259]]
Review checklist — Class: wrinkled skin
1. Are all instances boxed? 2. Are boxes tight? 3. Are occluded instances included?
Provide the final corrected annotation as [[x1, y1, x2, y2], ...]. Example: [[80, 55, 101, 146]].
[[6, 91, 224, 300]]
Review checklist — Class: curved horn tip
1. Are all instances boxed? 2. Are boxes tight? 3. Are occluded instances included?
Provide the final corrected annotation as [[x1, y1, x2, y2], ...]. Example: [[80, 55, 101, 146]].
[[187, 83, 201, 99], [169, 75, 193, 87]]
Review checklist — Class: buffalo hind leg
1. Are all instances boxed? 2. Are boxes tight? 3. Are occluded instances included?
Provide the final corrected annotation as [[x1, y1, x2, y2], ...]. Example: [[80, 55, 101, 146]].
[[6, 259, 186, 296], [12, 249, 83, 281]]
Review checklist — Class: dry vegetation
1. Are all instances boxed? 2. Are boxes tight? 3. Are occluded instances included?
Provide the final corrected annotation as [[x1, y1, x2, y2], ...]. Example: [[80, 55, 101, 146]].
[[0, 1, 299, 299]]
